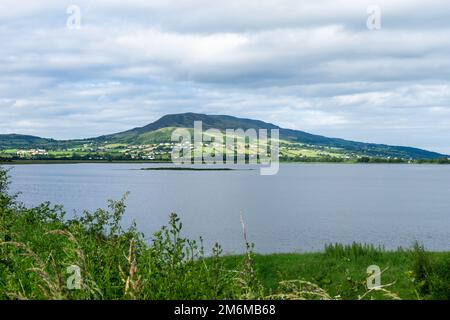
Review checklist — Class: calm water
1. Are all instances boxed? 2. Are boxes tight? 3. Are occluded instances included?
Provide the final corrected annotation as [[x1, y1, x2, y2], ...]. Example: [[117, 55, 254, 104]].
[[4, 163, 450, 253]]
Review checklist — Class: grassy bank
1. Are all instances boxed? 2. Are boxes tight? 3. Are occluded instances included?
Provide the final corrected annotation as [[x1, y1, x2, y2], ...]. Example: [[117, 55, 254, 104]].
[[222, 248, 450, 300], [0, 167, 449, 300]]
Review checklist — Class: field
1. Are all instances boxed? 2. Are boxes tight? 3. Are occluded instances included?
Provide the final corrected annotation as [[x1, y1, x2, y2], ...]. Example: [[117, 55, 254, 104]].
[[2, 135, 450, 164]]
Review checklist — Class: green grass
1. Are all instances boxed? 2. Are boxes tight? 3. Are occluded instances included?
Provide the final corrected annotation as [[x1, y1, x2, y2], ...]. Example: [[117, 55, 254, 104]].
[[221, 242, 450, 300], [0, 166, 449, 300], [103, 144, 128, 149], [2, 150, 17, 154], [221, 249, 450, 300]]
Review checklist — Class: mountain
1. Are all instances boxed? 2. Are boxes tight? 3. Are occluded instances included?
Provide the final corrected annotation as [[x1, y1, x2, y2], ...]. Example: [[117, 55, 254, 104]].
[[93, 113, 280, 145], [93, 113, 446, 159], [123, 113, 280, 133], [1, 113, 447, 160]]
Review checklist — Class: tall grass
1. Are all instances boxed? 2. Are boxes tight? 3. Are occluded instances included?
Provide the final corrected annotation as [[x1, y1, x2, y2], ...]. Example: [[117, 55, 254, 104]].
[[324, 243, 384, 260], [0, 199, 249, 299], [409, 242, 450, 300]]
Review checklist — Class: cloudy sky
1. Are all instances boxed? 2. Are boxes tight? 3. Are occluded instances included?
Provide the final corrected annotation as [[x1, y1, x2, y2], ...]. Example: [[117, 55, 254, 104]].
[[1, 0, 450, 153]]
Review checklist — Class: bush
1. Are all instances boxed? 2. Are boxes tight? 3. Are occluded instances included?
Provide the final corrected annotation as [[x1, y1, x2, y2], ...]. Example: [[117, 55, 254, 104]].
[[410, 242, 450, 299], [410, 242, 433, 296], [429, 256, 450, 299]]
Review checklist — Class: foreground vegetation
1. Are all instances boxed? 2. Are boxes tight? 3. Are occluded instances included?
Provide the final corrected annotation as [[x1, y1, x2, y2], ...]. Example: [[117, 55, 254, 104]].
[[0, 167, 449, 300]]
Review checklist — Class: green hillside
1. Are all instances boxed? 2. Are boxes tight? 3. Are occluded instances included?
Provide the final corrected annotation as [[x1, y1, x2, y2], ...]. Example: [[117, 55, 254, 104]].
[[0, 134, 56, 149], [0, 113, 448, 160], [93, 113, 447, 160]]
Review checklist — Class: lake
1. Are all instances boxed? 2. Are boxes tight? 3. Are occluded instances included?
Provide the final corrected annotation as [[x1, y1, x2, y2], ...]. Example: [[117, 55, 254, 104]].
[[4, 163, 450, 253]]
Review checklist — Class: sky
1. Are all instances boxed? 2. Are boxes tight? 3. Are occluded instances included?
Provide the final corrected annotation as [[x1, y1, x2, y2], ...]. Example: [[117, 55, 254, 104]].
[[1, 0, 450, 153]]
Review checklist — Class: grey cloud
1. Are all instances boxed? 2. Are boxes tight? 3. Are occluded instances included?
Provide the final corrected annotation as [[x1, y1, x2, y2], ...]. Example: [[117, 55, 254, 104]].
[[0, 0, 450, 153]]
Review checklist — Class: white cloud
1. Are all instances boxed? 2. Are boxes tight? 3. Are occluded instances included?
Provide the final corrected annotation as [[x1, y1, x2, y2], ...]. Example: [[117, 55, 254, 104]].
[[0, 0, 450, 153]]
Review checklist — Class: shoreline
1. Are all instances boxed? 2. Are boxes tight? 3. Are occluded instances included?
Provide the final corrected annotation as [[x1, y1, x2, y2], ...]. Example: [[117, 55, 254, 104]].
[[1, 159, 449, 165]]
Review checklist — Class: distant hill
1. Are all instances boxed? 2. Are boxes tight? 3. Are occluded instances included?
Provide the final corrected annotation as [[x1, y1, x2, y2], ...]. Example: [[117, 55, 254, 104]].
[[0, 134, 56, 149], [93, 113, 446, 159], [93, 113, 280, 145], [1, 113, 447, 160]]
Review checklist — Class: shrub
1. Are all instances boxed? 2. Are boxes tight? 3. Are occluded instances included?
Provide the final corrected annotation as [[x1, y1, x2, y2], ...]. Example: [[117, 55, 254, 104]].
[[429, 256, 450, 299], [410, 242, 433, 296], [411, 242, 450, 300]]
